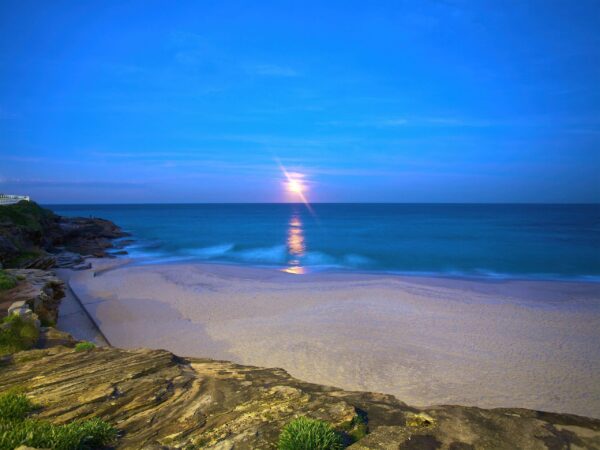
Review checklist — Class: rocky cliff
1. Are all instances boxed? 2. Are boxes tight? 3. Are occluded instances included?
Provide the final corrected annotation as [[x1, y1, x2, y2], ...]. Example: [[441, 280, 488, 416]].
[[1, 342, 599, 449], [0, 201, 127, 269]]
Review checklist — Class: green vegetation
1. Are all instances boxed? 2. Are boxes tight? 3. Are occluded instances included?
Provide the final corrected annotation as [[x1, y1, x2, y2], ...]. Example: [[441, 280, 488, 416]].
[[341, 412, 368, 443], [0, 270, 17, 291], [0, 388, 33, 420], [0, 201, 55, 267], [0, 314, 39, 356], [278, 417, 343, 450], [0, 200, 54, 233], [5, 250, 44, 268], [74, 341, 96, 352], [0, 390, 117, 450]]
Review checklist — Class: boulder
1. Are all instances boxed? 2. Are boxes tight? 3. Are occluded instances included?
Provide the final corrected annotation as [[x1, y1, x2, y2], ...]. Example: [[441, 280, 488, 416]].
[[6, 301, 41, 329], [7, 300, 27, 315]]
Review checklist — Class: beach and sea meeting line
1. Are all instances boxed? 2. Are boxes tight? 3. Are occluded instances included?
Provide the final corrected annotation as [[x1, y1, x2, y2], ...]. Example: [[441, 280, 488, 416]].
[[49, 203, 600, 281]]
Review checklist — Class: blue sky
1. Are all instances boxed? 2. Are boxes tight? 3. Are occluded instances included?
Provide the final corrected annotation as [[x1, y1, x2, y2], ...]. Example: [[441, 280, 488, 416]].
[[0, 0, 599, 203]]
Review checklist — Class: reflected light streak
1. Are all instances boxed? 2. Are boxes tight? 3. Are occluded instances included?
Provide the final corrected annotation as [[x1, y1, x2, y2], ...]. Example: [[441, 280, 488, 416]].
[[282, 212, 306, 275]]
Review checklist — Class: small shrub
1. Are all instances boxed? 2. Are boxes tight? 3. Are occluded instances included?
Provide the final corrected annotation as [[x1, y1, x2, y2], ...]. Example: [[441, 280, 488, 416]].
[[74, 341, 96, 352], [0, 390, 34, 420], [0, 390, 117, 450], [278, 417, 343, 450], [0, 314, 40, 356], [0, 270, 16, 291]]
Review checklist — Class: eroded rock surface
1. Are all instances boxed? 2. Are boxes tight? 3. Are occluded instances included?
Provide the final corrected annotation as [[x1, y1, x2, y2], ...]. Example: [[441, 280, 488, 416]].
[[0, 269, 64, 322], [55, 216, 128, 258], [0, 345, 598, 449]]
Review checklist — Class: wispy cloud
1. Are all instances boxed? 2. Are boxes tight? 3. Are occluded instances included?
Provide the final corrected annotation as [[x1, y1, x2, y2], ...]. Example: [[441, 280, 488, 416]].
[[0, 155, 46, 163], [0, 178, 144, 189], [170, 30, 301, 83], [89, 151, 195, 159], [373, 116, 496, 128], [324, 115, 600, 129], [245, 64, 300, 77], [378, 118, 409, 126]]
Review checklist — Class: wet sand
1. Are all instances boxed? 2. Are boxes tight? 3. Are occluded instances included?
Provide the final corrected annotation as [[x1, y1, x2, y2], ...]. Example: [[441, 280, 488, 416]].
[[68, 261, 600, 418], [55, 268, 109, 346]]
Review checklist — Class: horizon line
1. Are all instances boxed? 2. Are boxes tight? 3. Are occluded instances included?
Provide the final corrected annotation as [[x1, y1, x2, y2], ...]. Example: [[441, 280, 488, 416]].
[[41, 201, 600, 206]]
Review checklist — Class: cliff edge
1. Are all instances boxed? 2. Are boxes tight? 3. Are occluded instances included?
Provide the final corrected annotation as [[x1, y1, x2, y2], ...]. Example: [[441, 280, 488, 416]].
[[2, 342, 599, 449], [0, 201, 127, 269]]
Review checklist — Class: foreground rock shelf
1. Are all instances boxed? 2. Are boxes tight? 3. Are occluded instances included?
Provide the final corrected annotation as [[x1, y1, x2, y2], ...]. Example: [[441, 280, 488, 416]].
[[1, 343, 599, 449]]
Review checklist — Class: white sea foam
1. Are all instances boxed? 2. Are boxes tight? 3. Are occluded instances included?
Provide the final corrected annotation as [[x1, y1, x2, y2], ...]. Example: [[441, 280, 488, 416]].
[[344, 254, 373, 267], [188, 244, 234, 258], [303, 251, 337, 266], [234, 245, 287, 263]]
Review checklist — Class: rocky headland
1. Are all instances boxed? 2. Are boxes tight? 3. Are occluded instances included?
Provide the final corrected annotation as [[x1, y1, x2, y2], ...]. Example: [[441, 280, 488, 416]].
[[0, 200, 128, 270], [1, 201, 599, 449]]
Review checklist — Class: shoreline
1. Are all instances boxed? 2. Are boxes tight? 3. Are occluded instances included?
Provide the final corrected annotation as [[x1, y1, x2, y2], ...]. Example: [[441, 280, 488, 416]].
[[121, 253, 600, 285], [65, 259, 600, 418]]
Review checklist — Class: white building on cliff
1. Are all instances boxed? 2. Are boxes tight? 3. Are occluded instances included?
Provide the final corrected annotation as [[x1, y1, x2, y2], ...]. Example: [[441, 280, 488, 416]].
[[0, 194, 30, 205]]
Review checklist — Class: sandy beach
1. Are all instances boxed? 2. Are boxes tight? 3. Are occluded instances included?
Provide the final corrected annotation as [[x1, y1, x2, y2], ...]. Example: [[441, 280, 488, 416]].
[[67, 261, 600, 418]]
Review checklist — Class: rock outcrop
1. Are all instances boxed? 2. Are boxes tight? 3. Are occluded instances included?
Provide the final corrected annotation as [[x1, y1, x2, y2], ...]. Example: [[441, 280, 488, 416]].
[[0, 344, 599, 449], [0, 201, 128, 268], [0, 269, 64, 323]]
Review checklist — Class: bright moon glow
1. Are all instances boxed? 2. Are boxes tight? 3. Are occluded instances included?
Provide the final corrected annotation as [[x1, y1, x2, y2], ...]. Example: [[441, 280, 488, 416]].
[[276, 160, 314, 213], [286, 179, 304, 194]]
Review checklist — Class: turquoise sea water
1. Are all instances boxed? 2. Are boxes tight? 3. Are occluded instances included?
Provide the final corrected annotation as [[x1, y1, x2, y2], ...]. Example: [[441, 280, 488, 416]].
[[47, 204, 600, 280]]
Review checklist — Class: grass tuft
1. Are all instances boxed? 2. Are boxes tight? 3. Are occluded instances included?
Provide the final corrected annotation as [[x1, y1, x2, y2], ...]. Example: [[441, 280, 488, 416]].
[[0, 389, 34, 420], [0, 270, 17, 291], [74, 341, 96, 352], [0, 314, 40, 356], [278, 416, 343, 450], [0, 390, 117, 450]]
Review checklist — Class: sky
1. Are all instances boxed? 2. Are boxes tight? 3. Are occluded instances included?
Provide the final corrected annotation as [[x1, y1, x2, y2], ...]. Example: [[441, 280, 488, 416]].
[[0, 0, 599, 203]]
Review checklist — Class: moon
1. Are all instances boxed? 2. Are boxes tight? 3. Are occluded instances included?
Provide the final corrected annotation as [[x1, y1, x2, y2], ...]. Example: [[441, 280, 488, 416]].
[[286, 179, 305, 194]]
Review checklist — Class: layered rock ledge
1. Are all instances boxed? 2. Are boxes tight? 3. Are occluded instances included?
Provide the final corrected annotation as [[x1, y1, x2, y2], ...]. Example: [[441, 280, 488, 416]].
[[0, 343, 599, 449]]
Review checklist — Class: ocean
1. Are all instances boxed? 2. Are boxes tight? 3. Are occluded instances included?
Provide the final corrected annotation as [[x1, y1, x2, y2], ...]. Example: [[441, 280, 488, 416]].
[[47, 203, 600, 281]]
